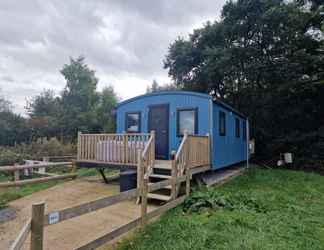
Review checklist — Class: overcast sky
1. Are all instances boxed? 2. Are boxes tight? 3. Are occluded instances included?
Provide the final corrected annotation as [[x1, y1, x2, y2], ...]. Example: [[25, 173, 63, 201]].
[[0, 0, 225, 114]]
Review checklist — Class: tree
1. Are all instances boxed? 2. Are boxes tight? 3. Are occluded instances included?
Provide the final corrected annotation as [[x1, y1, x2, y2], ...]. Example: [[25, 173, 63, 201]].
[[164, 0, 324, 159], [146, 79, 178, 93], [26, 89, 60, 117], [0, 89, 12, 112], [0, 89, 29, 145], [96, 86, 118, 132], [58, 56, 100, 140], [24, 57, 118, 142]]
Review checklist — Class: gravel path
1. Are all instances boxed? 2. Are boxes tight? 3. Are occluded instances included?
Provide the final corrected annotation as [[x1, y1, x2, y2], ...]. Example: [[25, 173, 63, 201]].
[[0, 177, 145, 249]]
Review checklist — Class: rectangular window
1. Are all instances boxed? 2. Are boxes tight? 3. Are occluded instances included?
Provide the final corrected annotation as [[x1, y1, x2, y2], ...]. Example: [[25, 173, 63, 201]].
[[235, 118, 240, 138], [125, 112, 141, 133], [243, 120, 247, 140], [177, 108, 197, 136], [219, 111, 226, 136]]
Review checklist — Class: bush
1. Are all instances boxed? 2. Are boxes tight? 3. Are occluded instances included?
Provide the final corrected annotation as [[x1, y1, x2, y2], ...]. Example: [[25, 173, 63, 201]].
[[183, 188, 268, 214], [0, 137, 76, 166], [0, 147, 29, 166]]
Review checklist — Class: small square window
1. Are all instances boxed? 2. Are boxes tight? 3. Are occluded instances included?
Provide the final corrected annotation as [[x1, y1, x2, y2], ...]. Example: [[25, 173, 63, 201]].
[[125, 112, 141, 133], [219, 111, 226, 136], [177, 108, 197, 136], [235, 118, 240, 138]]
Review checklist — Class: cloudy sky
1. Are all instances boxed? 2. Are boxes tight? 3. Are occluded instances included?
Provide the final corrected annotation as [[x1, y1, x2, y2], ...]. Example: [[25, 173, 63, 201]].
[[0, 0, 225, 114]]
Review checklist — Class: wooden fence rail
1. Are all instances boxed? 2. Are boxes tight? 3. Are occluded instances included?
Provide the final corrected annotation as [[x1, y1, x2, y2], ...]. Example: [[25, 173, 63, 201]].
[[9, 132, 210, 250], [10, 165, 190, 250], [0, 162, 72, 172], [9, 219, 31, 250], [0, 161, 76, 188]]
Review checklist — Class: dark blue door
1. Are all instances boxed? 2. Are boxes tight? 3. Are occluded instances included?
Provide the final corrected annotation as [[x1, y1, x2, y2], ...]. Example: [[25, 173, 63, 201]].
[[148, 104, 169, 159]]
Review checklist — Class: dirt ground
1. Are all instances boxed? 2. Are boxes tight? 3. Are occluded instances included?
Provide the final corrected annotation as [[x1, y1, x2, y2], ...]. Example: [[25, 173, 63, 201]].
[[0, 177, 150, 249]]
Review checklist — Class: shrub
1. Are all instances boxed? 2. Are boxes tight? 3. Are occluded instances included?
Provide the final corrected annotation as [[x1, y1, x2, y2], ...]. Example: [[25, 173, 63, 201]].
[[0, 137, 76, 166], [183, 188, 268, 214]]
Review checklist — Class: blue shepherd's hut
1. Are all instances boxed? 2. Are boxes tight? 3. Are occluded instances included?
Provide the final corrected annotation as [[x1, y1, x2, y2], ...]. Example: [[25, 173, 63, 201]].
[[116, 91, 249, 170]]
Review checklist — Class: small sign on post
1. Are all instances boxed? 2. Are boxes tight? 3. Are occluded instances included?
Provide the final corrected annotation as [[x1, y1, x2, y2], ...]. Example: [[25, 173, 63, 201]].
[[48, 211, 60, 225]]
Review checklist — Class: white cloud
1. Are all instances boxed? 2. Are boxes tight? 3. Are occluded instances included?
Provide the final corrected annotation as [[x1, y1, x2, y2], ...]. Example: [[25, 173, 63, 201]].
[[0, 0, 225, 114]]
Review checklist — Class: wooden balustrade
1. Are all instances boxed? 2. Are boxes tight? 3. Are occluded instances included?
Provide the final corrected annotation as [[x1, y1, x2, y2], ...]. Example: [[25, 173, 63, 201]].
[[77, 133, 151, 165], [175, 133, 210, 175], [187, 134, 210, 168]]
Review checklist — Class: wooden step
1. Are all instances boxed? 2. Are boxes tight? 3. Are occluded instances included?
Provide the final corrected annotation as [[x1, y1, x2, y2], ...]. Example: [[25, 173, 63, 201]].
[[149, 174, 171, 179], [147, 193, 171, 201], [153, 164, 171, 170], [149, 183, 172, 189]]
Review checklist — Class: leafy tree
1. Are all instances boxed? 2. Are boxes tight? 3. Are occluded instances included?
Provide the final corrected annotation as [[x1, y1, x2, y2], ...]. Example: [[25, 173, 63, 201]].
[[96, 86, 118, 132], [164, 0, 324, 159], [0, 89, 29, 145], [24, 57, 118, 143], [26, 89, 60, 117], [146, 79, 178, 93], [0, 89, 12, 112], [57, 56, 100, 140]]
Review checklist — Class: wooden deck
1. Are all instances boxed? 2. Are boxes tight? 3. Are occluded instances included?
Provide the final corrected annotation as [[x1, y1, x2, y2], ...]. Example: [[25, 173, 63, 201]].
[[77, 131, 211, 202]]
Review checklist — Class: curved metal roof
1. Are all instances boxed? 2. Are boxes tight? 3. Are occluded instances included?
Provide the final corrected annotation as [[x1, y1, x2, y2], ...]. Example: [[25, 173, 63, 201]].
[[117, 90, 247, 119], [117, 91, 212, 107]]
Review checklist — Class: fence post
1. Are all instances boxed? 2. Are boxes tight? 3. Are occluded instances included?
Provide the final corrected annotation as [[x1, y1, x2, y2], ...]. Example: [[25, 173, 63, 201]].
[[137, 150, 143, 202], [31, 202, 45, 250], [123, 135, 127, 163], [77, 132, 82, 161], [71, 160, 77, 173], [14, 163, 20, 191], [141, 177, 148, 227], [150, 130, 156, 166], [171, 153, 177, 200], [40, 157, 49, 175], [206, 133, 211, 165], [185, 143, 191, 197]]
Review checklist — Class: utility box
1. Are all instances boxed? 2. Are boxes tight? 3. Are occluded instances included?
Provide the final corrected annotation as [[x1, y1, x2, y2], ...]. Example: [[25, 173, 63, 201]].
[[284, 153, 293, 164], [120, 170, 137, 192]]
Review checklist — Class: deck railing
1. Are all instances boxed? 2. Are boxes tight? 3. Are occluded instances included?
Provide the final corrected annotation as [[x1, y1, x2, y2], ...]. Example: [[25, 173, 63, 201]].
[[175, 132, 210, 174], [187, 134, 210, 168], [77, 133, 151, 165], [171, 132, 210, 198]]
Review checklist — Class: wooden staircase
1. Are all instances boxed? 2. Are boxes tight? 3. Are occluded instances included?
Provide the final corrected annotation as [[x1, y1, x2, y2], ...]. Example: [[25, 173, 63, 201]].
[[147, 160, 173, 202], [137, 131, 211, 205]]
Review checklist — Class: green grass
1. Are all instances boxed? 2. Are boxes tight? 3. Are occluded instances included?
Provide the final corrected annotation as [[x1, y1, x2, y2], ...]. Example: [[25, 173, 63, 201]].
[[116, 168, 324, 250], [0, 180, 63, 209]]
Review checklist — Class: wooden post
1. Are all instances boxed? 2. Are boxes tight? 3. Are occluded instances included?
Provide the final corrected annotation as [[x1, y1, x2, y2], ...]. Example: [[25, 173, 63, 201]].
[[206, 133, 211, 165], [77, 131, 82, 161], [71, 160, 77, 173], [123, 135, 127, 163], [31, 202, 45, 250], [185, 143, 190, 197], [150, 130, 156, 166], [137, 150, 143, 202], [171, 155, 177, 200], [14, 164, 20, 191], [141, 177, 148, 227], [40, 157, 49, 175]]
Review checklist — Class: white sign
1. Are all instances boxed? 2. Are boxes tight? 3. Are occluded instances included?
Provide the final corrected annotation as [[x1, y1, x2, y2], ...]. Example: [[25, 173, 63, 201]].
[[48, 212, 60, 225]]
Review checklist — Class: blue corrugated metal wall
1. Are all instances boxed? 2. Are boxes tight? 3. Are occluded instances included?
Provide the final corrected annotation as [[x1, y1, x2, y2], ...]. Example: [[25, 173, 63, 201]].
[[116, 92, 211, 157], [212, 103, 247, 169], [116, 91, 247, 169]]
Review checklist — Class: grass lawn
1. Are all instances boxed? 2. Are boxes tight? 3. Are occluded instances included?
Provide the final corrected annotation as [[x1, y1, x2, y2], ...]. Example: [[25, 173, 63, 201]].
[[116, 168, 324, 250]]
